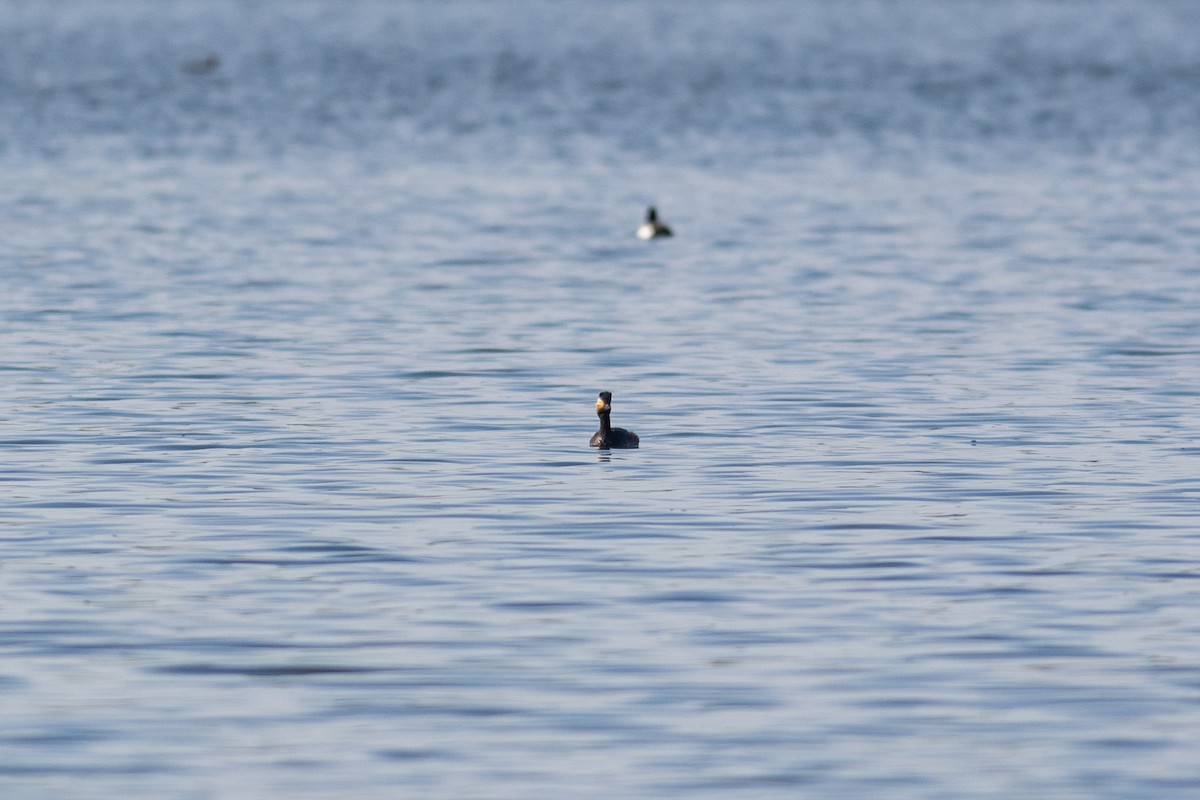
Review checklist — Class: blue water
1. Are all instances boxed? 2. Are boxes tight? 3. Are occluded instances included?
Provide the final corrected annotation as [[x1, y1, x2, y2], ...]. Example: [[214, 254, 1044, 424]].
[[5, 2, 1200, 798]]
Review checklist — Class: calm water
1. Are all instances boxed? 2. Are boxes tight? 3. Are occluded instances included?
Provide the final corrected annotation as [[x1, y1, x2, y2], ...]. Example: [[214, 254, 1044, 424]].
[[4, 2, 1200, 798]]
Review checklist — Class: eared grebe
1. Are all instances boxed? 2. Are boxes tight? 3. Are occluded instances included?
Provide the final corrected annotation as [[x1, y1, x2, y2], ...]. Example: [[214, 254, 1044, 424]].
[[589, 391, 640, 448], [636, 206, 673, 240]]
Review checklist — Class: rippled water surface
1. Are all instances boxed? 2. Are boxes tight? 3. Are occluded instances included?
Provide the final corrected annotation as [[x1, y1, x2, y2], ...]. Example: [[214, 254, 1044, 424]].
[[5, 2, 1200, 798]]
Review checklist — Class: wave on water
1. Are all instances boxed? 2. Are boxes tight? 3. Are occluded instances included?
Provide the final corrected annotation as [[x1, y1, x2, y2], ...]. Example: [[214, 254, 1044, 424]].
[[3, 0, 1200, 165]]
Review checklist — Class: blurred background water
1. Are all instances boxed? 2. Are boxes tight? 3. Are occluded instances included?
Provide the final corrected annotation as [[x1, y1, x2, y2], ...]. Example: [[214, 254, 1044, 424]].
[[4, 1, 1200, 798]]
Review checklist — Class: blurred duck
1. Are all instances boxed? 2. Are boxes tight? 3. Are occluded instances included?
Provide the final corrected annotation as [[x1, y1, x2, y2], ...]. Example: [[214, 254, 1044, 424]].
[[636, 206, 672, 240]]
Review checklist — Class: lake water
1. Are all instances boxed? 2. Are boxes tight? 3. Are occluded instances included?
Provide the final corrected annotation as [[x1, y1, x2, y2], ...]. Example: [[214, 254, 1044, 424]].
[[4, 1, 1200, 798]]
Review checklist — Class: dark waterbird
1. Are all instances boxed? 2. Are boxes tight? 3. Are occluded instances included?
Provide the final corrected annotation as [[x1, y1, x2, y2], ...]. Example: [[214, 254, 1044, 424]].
[[181, 55, 221, 76], [590, 391, 640, 449]]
